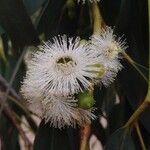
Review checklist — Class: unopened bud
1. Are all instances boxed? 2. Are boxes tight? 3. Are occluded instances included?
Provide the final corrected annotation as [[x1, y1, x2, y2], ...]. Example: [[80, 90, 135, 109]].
[[78, 91, 95, 109]]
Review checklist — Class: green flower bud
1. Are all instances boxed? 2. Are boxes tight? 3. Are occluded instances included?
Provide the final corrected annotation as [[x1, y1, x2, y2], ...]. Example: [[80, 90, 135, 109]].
[[87, 63, 106, 78], [78, 91, 95, 109]]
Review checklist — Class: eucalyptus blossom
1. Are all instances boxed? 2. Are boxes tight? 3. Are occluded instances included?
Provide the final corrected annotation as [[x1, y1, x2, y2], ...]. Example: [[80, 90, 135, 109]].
[[22, 35, 101, 96], [42, 95, 95, 128], [90, 26, 126, 86]]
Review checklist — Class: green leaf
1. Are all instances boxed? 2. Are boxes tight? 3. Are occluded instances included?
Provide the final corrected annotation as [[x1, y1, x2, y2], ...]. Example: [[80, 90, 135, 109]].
[[0, 25, 5, 35], [34, 120, 79, 150], [23, 0, 46, 15], [0, 114, 20, 150], [37, 0, 79, 38], [108, 103, 124, 134], [37, 0, 66, 37], [0, 0, 39, 48], [105, 128, 135, 150]]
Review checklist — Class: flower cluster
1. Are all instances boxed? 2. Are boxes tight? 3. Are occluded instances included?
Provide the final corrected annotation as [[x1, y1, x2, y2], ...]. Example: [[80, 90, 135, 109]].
[[21, 27, 126, 128]]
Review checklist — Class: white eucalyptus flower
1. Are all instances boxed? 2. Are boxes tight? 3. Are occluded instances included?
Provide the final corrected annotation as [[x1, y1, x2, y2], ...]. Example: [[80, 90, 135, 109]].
[[21, 84, 96, 128], [90, 26, 126, 62], [21, 79, 44, 117], [42, 95, 77, 128], [23, 35, 99, 96], [90, 26, 126, 86], [41, 95, 96, 128]]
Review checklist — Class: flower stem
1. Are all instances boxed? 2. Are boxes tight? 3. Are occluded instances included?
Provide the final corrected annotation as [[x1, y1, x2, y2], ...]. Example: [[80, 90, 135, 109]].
[[80, 123, 91, 150], [124, 101, 150, 128], [91, 0, 104, 35], [135, 122, 146, 150], [122, 51, 148, 83]]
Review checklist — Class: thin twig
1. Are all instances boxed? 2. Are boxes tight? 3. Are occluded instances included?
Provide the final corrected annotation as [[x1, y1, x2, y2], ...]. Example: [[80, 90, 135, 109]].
[[0, 98, 32, 150], [122, 51, 148, 83], [0, 74, 20, 100], [0, 48, 26, 117], [0, 73, 38, 132], [124, 101, 150, 128], [135, 122, 146, 150]]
